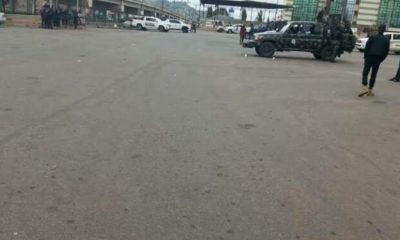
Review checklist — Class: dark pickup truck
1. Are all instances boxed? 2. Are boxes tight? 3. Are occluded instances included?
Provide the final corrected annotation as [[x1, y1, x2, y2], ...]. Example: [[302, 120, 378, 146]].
[[243, 21, 356, 61]]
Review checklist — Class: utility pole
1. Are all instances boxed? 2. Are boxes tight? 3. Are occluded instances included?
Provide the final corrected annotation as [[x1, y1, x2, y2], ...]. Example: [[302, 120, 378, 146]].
[[198, 4, 200, 22]]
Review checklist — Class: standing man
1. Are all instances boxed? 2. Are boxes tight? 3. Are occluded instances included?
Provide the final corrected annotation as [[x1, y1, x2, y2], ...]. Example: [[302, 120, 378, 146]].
[[249, 23, 254, 39], [359, 25, 390, 97], [239, 24, 246, 45], [72, 8, 79, 29], [191, 22, 197, 33], [388, 60, 400, 82]]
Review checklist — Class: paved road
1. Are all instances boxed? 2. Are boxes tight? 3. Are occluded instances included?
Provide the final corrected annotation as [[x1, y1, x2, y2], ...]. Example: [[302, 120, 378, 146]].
[[1, 28, 400, 240]]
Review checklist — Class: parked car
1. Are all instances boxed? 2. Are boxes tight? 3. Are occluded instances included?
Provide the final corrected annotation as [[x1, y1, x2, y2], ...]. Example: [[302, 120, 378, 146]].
[[0, 12, 6, 25], [163, 19, 190, 33], [224, 24, 240, 33], [356, 32, 400, 54], [123, 16, 169, 32], [217, 25, 225, 32], [224, 24, 250, 34]]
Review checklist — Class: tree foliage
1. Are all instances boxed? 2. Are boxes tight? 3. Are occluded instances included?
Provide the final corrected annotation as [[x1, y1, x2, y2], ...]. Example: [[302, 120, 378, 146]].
[[257, 10, 263, 22], [241, 8, 247, 21], [213, 7, 228, 16], [207, 6, 213, 18]]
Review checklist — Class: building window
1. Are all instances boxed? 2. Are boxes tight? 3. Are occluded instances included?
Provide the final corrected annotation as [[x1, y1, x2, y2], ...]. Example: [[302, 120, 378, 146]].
[[377, 0, 400, 28], [291, 0, 319, 21]]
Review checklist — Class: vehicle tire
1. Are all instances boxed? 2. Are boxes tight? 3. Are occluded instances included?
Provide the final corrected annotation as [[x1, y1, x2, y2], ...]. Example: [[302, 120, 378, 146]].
[[158, 26, 165, 32], [258, 42, 275, 58], [255, 46, 260, 55], [182, 27, 188, 33], [321, 46, 336, 62], [217, 28, 224, 33], [395, 52, 400, 55], [137, 24, 143, 31], [227, 29, 233, 34], [358, 49, 364, 52], [313, 52, 322, 60]]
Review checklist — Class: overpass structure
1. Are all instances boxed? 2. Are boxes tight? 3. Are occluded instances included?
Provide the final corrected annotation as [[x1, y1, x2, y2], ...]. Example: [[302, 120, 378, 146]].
[[4, 0, 185, 21], [87, 0, 185, 20]]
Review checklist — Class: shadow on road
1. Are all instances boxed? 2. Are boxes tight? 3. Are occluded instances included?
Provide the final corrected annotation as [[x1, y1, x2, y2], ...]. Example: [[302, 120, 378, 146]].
[[243, 53, 355, 64]]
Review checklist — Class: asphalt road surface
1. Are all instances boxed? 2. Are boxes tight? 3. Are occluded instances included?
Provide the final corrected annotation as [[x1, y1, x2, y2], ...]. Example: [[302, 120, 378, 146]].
[[1, 28, 400, 240]]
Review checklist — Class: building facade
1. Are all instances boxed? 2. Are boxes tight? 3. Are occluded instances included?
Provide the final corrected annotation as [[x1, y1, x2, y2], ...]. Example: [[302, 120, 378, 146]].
[[284, 0, 400, 29]]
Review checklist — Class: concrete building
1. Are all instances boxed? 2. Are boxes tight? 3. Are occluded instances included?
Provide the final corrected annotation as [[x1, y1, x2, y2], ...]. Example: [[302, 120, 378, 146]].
[[284, 0, 400, 29]]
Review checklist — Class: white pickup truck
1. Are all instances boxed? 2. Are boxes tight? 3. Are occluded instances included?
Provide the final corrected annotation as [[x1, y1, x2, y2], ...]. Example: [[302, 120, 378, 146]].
[[0, 12, 6, 25], [356, 32, 400, 54], [123, 16, 170, 32], [163, 19, 190, 33], [224, 24, 251, 34]]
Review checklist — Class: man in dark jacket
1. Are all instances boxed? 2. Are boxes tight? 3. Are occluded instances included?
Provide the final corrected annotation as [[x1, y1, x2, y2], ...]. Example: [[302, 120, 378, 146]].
[[388, 59, 400, 82], [359, 24, 390, 97]]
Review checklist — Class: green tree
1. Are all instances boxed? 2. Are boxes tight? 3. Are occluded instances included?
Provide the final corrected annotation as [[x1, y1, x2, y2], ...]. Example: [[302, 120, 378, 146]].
[[219, 8, 228, 16], [257, 10, 263, 22], [241, 8, 247, 22], [207, 6, 213, 18]]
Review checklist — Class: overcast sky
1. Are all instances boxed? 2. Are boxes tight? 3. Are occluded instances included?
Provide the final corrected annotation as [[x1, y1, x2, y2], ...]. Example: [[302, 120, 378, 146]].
[[183, 0, 287, 21]]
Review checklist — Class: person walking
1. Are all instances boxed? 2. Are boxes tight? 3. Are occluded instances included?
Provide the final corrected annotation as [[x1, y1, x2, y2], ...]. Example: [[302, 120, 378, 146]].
[[239, 24, 246, 45], [191, 22, 196, 33], [388, 59, 400, 82], [359, 24, 390, 97]]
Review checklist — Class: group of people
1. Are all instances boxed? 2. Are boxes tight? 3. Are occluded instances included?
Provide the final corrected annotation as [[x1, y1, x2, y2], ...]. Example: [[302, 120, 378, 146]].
[[40, 4, 82, 29], [360, 24, 400, 97]]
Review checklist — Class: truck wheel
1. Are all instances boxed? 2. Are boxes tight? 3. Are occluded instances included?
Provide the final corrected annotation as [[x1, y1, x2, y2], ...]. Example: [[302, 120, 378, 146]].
[[182, 27, 188, 33], [358, 49, 364, 53], [158, 26, 165, 32], [313, 52, 322, 60], [227, 29, 233, 34], [137, 24, 143, 31], [321, 46, 336, 62], [258, 42, 275, 58], [255, 46, 260, 55]]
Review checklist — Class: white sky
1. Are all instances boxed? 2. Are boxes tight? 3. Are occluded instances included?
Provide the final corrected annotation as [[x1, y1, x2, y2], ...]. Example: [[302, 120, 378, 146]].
[[183, 0, 286, 21]]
